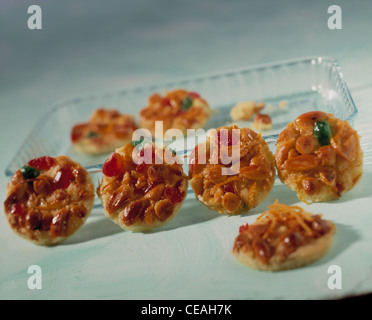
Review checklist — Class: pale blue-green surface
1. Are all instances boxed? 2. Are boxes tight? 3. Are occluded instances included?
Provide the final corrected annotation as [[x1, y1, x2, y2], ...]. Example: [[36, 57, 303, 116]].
[[1, 0, 372, 300]]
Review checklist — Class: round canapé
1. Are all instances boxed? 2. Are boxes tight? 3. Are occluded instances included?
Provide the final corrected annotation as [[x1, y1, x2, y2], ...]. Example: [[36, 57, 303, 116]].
[[189, 124, 276, 214], [4, 155, 95, 245], [232, 200, 336, 271], [275, 111, 363, 203], [97, 140, 188, 232], [71, 108, 138, 155], [139, 89, 212, 138]]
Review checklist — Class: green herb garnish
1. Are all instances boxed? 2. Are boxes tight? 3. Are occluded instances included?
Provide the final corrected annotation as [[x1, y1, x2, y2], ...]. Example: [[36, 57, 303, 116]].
[[21, 165, 40, 180], [180, 96, 193, 111], [130, 137, 145, 148], [86, 131, 98, 138], [168, 147, 177, 156], [314, 120, 331, 146]]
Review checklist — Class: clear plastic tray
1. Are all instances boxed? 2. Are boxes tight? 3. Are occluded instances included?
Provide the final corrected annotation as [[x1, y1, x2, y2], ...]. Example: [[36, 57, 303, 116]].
[[5, 56, 358, 177]]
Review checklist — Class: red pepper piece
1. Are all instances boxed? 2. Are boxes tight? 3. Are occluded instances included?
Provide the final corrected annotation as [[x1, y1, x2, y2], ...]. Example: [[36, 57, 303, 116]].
[[102, 152, 125, 177], [222, 183, 234, 194], [136, 146, 156, 173], [71, 124, 87, 142], [161, 97, 171, 106], [164, 186, 184, 203], [53, 166, 75, 189], [10, 203, 24, 215], [239, 223, 249, 233], [189, 91, 200, 99], [28, 156, 55, 171]]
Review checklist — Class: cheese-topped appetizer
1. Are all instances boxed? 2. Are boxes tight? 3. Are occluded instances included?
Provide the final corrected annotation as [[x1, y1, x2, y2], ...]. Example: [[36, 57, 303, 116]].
[[232, 201, 336, 271], [71, 108, 138, 155], [4, 156, 95, 245], [189, 124, 275, 214], [275, 111, 363, 203], [139, 89, 212, 138], [97, 140, 188, 232]]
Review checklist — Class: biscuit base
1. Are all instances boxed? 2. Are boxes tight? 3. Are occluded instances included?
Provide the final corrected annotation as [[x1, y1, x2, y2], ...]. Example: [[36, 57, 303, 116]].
[[232, 228, 335, 272]]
